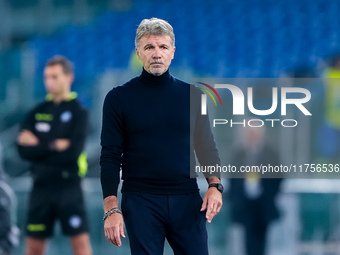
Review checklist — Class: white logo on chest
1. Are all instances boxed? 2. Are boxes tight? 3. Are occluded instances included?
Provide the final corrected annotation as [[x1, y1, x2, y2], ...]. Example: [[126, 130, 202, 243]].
[[35, 122, 51, 133]]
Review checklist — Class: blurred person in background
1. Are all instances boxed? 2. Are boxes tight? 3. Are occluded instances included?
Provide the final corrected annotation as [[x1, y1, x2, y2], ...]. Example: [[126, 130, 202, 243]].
[[228, 125, 282, 255], [17, 55, 92, 255], [324, 55, 340, 129], [100, 18, 223, 255], [0, 143, 19, 255], [318, 55, 340, 159]]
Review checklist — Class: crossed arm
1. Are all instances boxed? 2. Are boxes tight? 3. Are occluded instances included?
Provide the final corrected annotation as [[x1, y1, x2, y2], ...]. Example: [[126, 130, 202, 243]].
[[17, 130, 70, 151]]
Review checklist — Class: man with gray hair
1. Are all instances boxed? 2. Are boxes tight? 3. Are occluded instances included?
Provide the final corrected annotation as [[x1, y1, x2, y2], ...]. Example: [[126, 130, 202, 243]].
[[100, 18, 223, 254]]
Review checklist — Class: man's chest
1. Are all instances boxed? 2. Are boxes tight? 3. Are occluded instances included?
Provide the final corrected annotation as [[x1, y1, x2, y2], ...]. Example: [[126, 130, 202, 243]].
[[33, 107, 74, 138], [122, 91, 190, 136]]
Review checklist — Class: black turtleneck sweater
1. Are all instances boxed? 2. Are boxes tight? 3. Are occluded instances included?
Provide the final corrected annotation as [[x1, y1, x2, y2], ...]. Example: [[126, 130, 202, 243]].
[[100, 69, 220, 198]]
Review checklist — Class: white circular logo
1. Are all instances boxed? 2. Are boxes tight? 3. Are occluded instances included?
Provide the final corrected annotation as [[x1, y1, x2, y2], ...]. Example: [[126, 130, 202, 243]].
[[60, 111, 72, 123], [69, 215, 82, 229]]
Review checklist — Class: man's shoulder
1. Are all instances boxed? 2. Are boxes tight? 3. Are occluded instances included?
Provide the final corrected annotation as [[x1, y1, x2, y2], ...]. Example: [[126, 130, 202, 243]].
[[170, 75, 189, 86], [68, 98, 88, 114], [112, 76, 139, 90], [179, 79, 204, 100], [29, 100, 51, 112], [170, 76, 204, 98], [171, 77, 203, 92], [106, 76, 141, 97]]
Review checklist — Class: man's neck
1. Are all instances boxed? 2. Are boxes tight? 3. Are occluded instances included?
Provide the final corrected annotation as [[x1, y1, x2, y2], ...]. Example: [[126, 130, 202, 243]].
[[139, 68, 171, 86], [51, 91, 71, 103]]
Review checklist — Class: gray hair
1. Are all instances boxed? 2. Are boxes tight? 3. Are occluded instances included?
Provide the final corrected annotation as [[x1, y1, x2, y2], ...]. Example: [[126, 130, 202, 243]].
[[135, 18, 175, 48]]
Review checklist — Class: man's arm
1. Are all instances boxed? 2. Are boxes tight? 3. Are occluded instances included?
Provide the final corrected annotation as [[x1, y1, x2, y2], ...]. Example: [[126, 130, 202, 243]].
[[17, 110, 50, 161], [196, 126, 223, 223], [193, 87, 223, 223], [200, 176, 223, 223], [103, 196, 125, 247], [100, 89, 125, 246], [43, 107, 88, 165]]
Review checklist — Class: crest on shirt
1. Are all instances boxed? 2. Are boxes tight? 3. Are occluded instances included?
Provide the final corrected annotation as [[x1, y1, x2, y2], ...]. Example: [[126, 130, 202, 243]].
[[60, 111, 72, 123]]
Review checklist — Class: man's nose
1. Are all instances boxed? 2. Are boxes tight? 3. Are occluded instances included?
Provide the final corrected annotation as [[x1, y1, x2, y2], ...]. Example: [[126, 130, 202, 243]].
[[152, 48, 161, 58]]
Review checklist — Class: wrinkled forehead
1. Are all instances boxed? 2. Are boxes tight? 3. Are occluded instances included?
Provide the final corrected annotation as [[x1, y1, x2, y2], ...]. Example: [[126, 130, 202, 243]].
[[138, 34, 173, 47]]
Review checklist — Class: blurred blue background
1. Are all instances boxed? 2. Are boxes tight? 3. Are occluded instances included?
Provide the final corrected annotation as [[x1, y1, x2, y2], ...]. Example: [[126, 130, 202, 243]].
[[1, 0, 340, 254]]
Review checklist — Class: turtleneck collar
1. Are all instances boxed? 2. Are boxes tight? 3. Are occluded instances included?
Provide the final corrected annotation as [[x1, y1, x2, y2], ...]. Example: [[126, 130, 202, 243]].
[[138, 68, 172, 87]]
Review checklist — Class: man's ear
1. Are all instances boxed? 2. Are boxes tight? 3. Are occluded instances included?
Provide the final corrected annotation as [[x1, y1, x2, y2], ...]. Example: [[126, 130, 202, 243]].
[[69, 73, 74, 84], [172, 46, 176, 60], [136, 48, 140, 60], [67, 73, 74, 86]]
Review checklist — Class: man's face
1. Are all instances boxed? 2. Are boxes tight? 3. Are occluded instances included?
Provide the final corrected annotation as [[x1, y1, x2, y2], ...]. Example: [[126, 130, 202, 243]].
[[136, 34, 175, 76], [43, 64, 73, 95]]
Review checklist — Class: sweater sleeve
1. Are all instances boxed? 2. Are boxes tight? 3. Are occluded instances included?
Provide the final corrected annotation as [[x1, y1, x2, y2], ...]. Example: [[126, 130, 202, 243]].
[[17, 108, 50, 161], [192, 88, 221, 179], [100, 89, 124, 198]]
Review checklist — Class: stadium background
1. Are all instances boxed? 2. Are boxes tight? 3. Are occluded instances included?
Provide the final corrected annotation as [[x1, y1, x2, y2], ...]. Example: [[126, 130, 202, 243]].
[[1, 0, 340, 254]]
